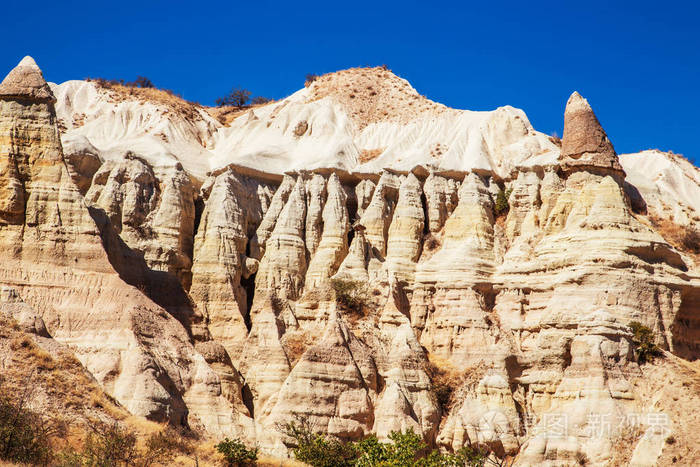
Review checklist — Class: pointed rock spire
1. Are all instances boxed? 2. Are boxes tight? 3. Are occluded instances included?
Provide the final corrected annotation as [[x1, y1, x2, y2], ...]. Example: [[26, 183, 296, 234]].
[[559, 92, 624, 175], [0, 56, 54, 101]]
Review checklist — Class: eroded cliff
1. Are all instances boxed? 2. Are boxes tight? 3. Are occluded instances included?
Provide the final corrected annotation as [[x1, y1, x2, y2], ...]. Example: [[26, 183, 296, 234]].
[[1, 57, 700, 466]]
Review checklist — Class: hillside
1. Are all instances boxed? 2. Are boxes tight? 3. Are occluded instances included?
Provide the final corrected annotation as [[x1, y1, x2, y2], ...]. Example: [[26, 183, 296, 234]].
[[1, 55, 699, 466]]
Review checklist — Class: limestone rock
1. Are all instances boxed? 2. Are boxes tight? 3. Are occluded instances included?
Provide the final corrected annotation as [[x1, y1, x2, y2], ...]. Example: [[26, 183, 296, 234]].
[[559, 92, 624, 175], [254, 175, 308, 301], [190, 169, 270, 358], [385, 172, 425, 282], [265, 314, 377, 445], [85, 156, 196, 289], [423, 173, 459, 233], [255, 174, 295, 257], [355, 179, 376, 219], [304, 173, 327, 257], [0, 56, 54, 101], [4, 57, 700, 465], [0, 57, 253, 438], [304, 173, 350, 289]]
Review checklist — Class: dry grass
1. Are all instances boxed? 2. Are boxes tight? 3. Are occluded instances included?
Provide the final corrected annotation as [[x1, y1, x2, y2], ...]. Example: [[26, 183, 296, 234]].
[[306, 66, 449, 130], [206, 101, 277, 126], [88, 78, 207, 123], [281, 331, 313, 367], [649, 215, 700, 261], [425, 356, 487, 412], [358, 148, 384, 163], [0, 315, 128, 425]]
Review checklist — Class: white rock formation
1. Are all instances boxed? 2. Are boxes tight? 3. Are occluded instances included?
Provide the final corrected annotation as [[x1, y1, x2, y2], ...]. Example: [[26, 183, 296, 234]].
[[1, 57, 698, 465]]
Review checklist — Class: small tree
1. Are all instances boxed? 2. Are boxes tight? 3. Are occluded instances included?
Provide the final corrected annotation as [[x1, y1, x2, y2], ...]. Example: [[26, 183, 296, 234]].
[[251, 96, 272, 105], [331, 279, 368, 317], [305, 73, 319, 87], [216, 88, 252, 107], [0, 379, 65, 466], [80, 422, 140, 466], [629, 321, 662, 364], [216, 437, 258, 467], [129, 76, 155, 88], [279, 417, 356, 467], [494, 188, 512, 216]]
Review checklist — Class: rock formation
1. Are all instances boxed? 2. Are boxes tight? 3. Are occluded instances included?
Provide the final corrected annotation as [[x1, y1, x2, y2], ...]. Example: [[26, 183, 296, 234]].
[[2, 57, 700, 465]]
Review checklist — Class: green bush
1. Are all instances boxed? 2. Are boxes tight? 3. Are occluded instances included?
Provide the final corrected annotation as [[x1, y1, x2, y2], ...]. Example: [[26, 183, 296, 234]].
[[494, 188, 512, 216], [57, 424, 181, 467], [216, 437, 258, 466], [281, 418, 492, 467], [422, 446, 487, 466], [0, 390, 57, 465], [216, 88, 252, 107], [629, 321, 662, 364], [331, 279, 368, 316], [279, 418, 355, 467]]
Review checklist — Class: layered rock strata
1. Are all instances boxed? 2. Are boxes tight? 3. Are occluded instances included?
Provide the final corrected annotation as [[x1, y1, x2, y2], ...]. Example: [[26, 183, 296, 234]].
[[2, 57, 700, 465]]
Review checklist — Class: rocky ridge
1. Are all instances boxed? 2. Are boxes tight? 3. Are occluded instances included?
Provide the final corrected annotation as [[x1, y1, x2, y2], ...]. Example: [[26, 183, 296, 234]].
[[1, 56, 699, 466]]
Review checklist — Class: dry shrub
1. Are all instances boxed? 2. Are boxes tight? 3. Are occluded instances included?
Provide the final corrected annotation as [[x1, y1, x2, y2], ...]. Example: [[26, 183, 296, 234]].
[[650, 215, 700, 256], [425, 357, 486, 412], [282, 332, 312, 367], [305, 73, 319, 87], [424, 233, 441, 252], [207, 99, 276, 126], [358, 148, 384, 163], [331, 279, 369, 321], [87, 78, 205, 124]]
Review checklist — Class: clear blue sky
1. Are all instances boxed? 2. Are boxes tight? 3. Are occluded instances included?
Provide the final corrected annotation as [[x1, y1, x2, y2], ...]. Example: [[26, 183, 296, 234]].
[[3, 0, 698, 164]]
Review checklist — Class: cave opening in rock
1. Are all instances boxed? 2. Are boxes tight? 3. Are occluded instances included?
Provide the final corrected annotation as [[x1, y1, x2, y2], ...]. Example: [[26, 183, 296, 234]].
[[241, 272, 256, 332], [193, 195, 204, 238], [346, 190, 358, 246], [420, 190, 430, 235]]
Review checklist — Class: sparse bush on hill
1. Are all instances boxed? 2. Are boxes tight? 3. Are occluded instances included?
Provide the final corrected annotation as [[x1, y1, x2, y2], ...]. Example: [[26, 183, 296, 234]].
[[216, 437, 259, 466], [279, 417, 356, 467], [280, 416, 495, 467], [0, 385, 61, 465], [494, 188, 513, 216], [56, 423, 183, 467], [128, 76, 155, 89], [215, 89, 272, 109], [305, 73, 319, 87], [216, 88, 252, 108], [88, 76, 155, 89], [331, 278, 368, 318], [629, 321, 662, 364], [251, 96, 272, 105]]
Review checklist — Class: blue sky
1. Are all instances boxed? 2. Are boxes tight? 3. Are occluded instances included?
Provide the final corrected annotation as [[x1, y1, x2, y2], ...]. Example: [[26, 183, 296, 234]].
[[3, 0, 698, 164]]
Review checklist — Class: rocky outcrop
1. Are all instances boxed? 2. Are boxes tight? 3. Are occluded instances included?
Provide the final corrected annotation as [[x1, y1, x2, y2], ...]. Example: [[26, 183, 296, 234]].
[[304, 173, 350, 289], [86, 155, 196, 288], [0, 57, 253, 439], [384, 173, 425, 282], [559, 92, 625, 176], [190, 169, 272, 355], [4, 56, 700, 466], [423, 173, 459, 234], [264, 313, 377, 445], [0, 56, 53, 100]]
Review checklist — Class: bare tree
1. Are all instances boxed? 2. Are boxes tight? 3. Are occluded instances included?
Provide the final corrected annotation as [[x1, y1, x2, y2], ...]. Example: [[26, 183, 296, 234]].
[[216, 88, 252, 107]]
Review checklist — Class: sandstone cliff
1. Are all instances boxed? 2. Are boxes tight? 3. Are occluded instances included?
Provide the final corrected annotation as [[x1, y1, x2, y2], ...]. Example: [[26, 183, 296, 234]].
[[1, 57, 699, 466]]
